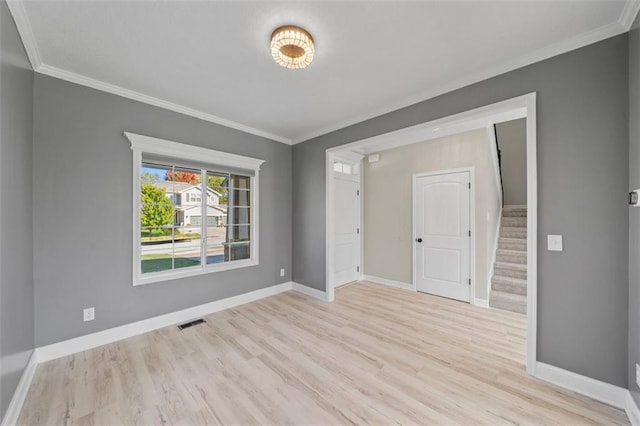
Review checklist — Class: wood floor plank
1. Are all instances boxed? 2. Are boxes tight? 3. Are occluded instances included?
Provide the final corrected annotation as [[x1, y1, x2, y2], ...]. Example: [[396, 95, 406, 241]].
[[17, 282, 629, 425]]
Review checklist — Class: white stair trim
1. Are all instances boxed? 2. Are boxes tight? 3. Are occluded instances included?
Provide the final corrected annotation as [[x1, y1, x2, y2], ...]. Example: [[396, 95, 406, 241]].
[[487, 207, 502, 301]]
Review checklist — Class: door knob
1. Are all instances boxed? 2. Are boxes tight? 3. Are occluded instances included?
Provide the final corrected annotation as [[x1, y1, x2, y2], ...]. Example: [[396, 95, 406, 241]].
[[416, 238, 423, 243]]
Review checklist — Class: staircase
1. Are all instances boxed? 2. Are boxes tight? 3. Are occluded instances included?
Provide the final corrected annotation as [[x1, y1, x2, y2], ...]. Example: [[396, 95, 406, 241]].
[[489, 206, 527, 314]]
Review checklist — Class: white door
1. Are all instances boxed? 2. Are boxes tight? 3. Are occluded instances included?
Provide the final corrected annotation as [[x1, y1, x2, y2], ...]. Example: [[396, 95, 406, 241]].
[[333, 166, 360, 287], [415, 171, 471, 302]]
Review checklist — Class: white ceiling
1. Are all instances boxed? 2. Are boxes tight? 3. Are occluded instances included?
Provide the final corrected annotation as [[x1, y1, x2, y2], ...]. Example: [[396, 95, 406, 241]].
[[8, 1, 640, 144]]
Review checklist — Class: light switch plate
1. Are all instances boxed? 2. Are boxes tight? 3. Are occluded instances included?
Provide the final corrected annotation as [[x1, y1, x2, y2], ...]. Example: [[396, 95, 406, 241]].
[[83, 307, 95, 322], [547, 235, 563, 252]]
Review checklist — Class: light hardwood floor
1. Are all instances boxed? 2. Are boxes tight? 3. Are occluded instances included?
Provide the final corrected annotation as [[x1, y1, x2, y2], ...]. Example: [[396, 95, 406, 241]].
[[18, 282, 628, 425]]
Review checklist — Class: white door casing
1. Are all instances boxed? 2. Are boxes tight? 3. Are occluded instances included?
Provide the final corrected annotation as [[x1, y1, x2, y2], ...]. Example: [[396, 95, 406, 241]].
[[414, 170, 471, 302], [326, 93, 535, 374]]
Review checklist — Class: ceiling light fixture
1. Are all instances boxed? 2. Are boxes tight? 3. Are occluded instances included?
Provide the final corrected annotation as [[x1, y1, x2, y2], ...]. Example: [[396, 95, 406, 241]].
[[270, 25, 314, 70]]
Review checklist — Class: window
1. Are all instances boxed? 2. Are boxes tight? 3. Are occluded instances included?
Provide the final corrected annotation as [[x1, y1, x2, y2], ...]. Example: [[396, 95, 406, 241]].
[[187, 193, 201, 203], [333, 161, 355, 175], [127, 132, 264, 285]]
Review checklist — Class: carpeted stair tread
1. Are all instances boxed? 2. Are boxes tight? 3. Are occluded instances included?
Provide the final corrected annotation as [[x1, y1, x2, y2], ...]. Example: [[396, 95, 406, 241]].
[[489, 290, 527, 314], [492, 275, 527, 295], [501, 217, 527, 228], [496, 249, 527, 265], [502, 207, 527, 217], [498, 237, 527, 251], [490, 206, 528, 314], [500, 227, 527, 238]]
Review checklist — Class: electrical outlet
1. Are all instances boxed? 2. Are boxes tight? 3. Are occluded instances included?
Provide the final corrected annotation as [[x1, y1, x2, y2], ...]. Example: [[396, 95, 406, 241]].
[[547, 235, 563, 252], [280, 268, 285, 277], [636, 364, 640, 388], [83, 307, 95, 322]]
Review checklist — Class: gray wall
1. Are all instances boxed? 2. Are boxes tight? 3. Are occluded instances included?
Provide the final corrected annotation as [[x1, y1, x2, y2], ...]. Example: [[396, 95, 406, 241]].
[[495, 118, 527, 205], [32, 74, 292, 346], [293, 35, 629, 387], [629, 12, 640, 407], [0, 1, 34, 419]]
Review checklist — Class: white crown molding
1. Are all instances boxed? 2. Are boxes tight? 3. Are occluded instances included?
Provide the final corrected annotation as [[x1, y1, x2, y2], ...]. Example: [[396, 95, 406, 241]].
[[7, 0, 636, 148], [290, 19, 628, 144], [0, 350, 37, 426], [5, 0, 42, 69], [620, 0, 640, 30], [5, 1, 292, 145], [38, 64, 292, 144]]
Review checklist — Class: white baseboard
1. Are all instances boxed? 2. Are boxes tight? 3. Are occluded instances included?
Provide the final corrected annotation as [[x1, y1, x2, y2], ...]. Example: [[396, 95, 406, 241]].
[[292, 282, 330, 301], [473, 298, 490, 308], [627, 392, 640, 426], [1, 350, 37, 426], [36, 282, 293, 363], [9, 282, 640, 426], [534, 362, 627, 409], [362, 274, 414, 291]]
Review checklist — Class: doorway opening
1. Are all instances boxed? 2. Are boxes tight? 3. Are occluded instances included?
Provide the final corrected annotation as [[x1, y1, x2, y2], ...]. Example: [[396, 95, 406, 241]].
[[325, 93, 537, 374]]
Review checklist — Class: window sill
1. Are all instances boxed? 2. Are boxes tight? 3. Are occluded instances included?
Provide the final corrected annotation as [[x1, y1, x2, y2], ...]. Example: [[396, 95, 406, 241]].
[[133, 258, 259, 286]]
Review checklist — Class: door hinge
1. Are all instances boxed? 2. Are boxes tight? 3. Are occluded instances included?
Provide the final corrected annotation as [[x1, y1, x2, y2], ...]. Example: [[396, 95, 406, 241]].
[[468, 182, 471, 189], [357, 266, 360, 272], [468, 230, 471, 237], [357, 227, 360, 234], [468, 278, 471, 285], [357, 189, 360, 196]]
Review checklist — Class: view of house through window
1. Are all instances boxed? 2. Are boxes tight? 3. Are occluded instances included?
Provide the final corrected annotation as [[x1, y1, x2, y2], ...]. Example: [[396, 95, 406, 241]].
[[140, 161, 251, 275]]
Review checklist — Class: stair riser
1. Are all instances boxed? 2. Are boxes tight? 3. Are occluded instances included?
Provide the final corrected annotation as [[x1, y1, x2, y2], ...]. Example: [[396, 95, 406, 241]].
[[490, 298, 527, 315], [491, 207, 529, 315], [498, 240, 527, 251], [497, 252, 527, 265], [494, 267, 527, 280], [500, 228, 527, 239], [502, 210, 527, 218], [501, 217, 527, 227], [492, 280, 527, 295]]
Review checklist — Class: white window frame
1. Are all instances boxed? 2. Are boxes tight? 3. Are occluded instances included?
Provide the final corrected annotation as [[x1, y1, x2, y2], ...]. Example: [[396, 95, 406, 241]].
[[126, 132, 264, 286]]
